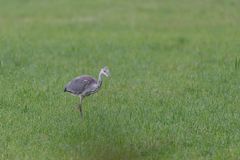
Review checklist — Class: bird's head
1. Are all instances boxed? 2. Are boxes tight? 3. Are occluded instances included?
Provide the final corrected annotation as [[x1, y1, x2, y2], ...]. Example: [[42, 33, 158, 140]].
[[100, 66, 110, 78]]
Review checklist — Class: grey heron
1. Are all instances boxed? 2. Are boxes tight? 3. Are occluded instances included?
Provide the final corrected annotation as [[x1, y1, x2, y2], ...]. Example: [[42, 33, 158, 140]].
[[64, 66, 110, 117]]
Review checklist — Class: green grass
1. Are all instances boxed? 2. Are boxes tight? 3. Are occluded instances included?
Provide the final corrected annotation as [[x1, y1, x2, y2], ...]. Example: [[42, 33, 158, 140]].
[[1, 0, 240, 159]]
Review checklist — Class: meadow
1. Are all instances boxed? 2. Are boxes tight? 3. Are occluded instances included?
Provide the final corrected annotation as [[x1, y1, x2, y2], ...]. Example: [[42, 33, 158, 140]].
[[0, 0, 240, 159]]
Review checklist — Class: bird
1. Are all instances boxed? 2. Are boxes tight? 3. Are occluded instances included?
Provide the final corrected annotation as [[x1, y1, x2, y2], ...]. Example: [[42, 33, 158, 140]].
[[64, 66, 110, 117]]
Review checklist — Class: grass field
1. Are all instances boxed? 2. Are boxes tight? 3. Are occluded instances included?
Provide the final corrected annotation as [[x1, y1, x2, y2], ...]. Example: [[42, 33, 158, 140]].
[[1, 0, 240, 159]]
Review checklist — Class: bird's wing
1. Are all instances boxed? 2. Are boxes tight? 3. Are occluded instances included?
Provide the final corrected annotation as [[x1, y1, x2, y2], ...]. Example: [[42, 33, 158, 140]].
[[65, 77, 92, 94], [77, 79, 91, 91]]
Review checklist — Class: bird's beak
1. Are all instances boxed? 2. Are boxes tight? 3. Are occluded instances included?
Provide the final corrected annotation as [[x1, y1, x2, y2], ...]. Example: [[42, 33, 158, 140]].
[[103, 72, 110, 77], [104, 72, 110, 78]]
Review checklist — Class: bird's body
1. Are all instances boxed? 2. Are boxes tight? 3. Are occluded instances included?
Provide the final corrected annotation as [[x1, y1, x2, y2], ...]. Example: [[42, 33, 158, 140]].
[[64, 75, 101, 97], [64, 66, 110, 118]]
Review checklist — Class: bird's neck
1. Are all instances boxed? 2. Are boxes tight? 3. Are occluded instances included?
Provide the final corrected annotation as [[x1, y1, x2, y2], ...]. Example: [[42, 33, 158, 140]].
[[97, 72, 103, 88]]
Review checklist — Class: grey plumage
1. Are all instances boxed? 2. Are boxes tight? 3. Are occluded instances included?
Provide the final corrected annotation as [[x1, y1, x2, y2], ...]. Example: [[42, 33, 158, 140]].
[[64, 76, 99, 96], [64, 66, 110, 118]]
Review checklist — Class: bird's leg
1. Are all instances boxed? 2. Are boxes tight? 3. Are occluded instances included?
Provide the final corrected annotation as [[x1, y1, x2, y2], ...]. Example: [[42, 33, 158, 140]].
[[79, 96, 83, 118], [79, 103, 83, 118]]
